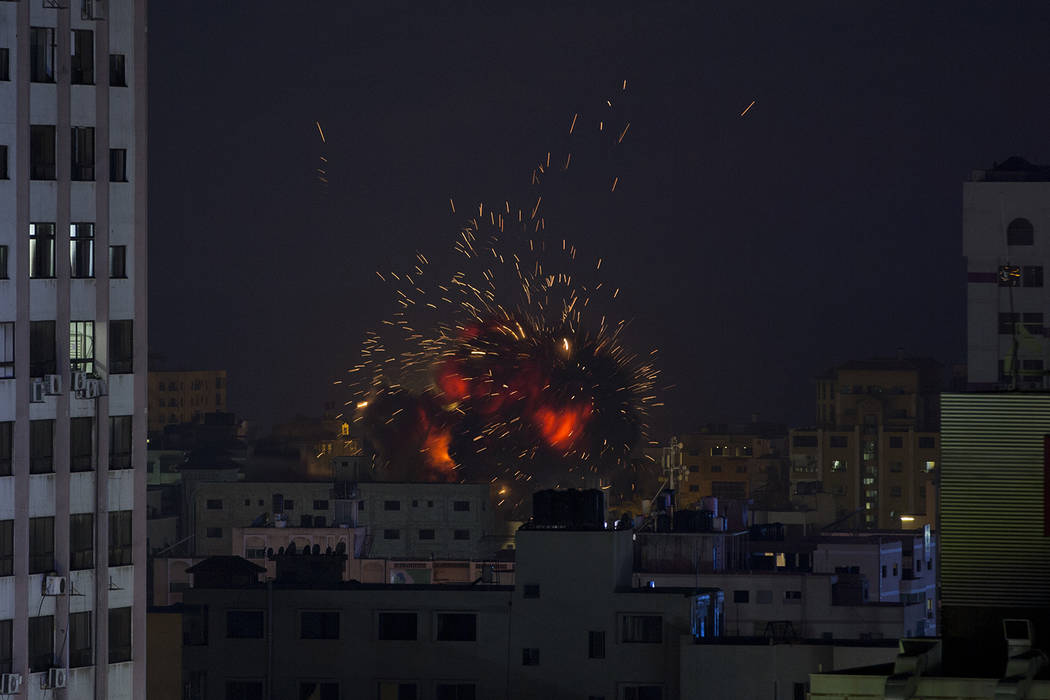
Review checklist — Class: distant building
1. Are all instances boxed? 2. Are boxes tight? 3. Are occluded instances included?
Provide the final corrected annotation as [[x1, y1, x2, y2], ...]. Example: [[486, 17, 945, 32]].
[[147, 369, 227, 433], [791, 357, 941, 529], [676, 424, 788, 505], [964, 157, 1050, 390]]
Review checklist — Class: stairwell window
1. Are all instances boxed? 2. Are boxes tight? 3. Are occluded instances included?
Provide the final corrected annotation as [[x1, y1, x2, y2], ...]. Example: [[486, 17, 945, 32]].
[[29, 516, 54, 574], [71, 127, 95, 181], [29, 27, 55, 82], [70, 320, 94, 373], [110, 320, 133, 373], [30, 420, 54, 474], [69, 611, 92, 667], [0, 520, 11, 576], [0, 620, 10, 674], [70, 223, 94, 277], [110, 416, 133, 469], [109, 607, 132, 662], [109, 510, 133, 565], [109, 53, 126, 86], [70, 417, 94, 472], [70, 29, 93, 84], [0, 324, 12, 380], [0, 48, 8, 81], [70, 513, 93, 570], [0, 145, 7, 179], [29, 223, 55, 278], [110, 245, 128, 278], [28, 615, 53, 672]]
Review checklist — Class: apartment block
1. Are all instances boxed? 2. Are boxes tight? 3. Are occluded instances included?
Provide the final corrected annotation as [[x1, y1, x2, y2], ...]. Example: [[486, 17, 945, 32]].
[[147, 370, 226, 433]]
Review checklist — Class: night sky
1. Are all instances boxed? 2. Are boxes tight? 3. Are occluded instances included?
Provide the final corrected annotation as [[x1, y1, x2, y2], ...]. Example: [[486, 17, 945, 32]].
[[148, 2, 1050, 437]]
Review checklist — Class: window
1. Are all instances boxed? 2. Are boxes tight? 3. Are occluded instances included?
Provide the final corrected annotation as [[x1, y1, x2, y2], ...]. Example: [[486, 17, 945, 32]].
[[0, 145, 7, 179], [109, 53, 126, 86], [733, 590, 749, 603], [0, 48, 8, 81], [453, 500, 470, 511], [70, 320, 95, 373], [893, 563, 899, 576], [889, 436, 903, 449], [69, 222, 95, 277], [183, 605, 208, 646], [924, 460, 936, 473], [890, 461, 902, 473], [919, 485, 926, 498], [377, 612, 417, 640], [736, 464, 747, 473], [523, 584, 540, 599], [793, 682, 808, 700], [226, 610, 263, 639], [435, 684, 476, 700], [1024, 359, 1044, 372], [69, 611, 92, 667], [435, 612, 476, 641], [110, 320, 134, 373], [829, 435, 848, 448], [622, 686, 662, 700], [69, 29, 94, 84], [1024, 266, 1044, 287], [299, 682, 339, 700], [206, 528, 222, 538], [620, 614, 662, 643], [110, 415, 132, 469], [30, 27, 55, 82], [284, 500, 294, 511], [831, 459, 846, 472], [383, 529, 400, 540], [792, 435, 817, 448], [70, 417, 94, 472], [1024, 313, 1044, 335], [70, 513, 93, 570], [313, 500, 329, 510], [30, 420, 54, 474], [882, 565, 887, 578], [206, 499, 223, 510], [384, 500, 401, 511], [376, 682, 417, 700], [710, 446, 724, 455], [710, 465, 722, 473], [0, 521, 11, 576], [0, 245, 7, 280], [588, 630, 606, 659], [999, 312, 1020, 335], [29, 222, 56, 277], [891, 486, 902, 497], [756, 590, 773, 604], [109, 510, 133, 565], [0, 326, 12, 379], [418, 529, 435, 540], [522, 648, 540, 665], [688, 484, 699, 492], [1007, 217, 1034, 246], [28, 615, 53, 672], [71, 126, 95, 181], [0, 619, 11, 674], [300, 611, 339, 640], [109, 147, 129, 183], [784, 590, 802, 602], [225, 681, 263, 700], [453, 529, 470, 540], [687, 465, 698, 473]]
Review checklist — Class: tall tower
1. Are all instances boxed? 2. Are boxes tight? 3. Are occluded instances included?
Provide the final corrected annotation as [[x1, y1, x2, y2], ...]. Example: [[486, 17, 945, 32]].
[[0, 0, 147, 697]]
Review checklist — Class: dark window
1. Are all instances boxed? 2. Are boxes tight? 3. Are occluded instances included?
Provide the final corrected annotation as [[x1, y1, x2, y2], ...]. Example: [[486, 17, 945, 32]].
[[110, 320, 134, 373], [453, 529, 470, 540], [70, 513, 93, 570], [523, 584, 540, 599], [889, 436, 903, 449], [733, 590, 749, 603], [313, 500, 329, 510], [109, 149, 127, 182], [710, 465, 722, 473], [522, 648, 539, 666], [0, 325, 10, 381], [299, 682, 339, 700], [0, 245, 7, 279], [377, 612, 417, 640], [30, 27, 55, 82], [918, 437, 935, 449], [588, 630, 606, 659], [71, 126, 95, 181], [272, 494, 284, 512], [0, 145, 7, 179], [225, 681, 263, 700], [435, 684, 476, 700], [183, 605, 208, 646], [299, 515, 313, 527], [891, 486, 902, 497], [30, 420, 53, 474], [70, 29, 93, 84], [0, 619, 11, 674], [621, 614, 662, 643], [830, 435, 848, 448], [284, 500, 294, 510], [453, 500, 470, 511], [226, 610, 263, 639], [1024, 312, 1044, 335], [109, 606, 131, 662], [0, 422, 11, 475], [792, 435, 817, 448], [1024, 266, 1044, 287], [1023, 359, 1044, 372], [384, 500, 400, 511], [110, 245, 127, 277], [30, 124, 56, 180], [418, 529, 435, 540], [0, 520, 11, 576], [1007, 217, 1034, 246], [688, 484, 699, 492], [0, 48, 8, 81], [109, 53, 126, 86], [1000, 312, 1021, 335], [784, 590, 802, 601], [435, 612, 476, 641], [687, 465, 698, 473], [206, 528, 222, 538], [29, 223, 56, 279], [69, 320, 94, 373], [383, 529, 399, 540], [376, 683, 416, 700], [300, 611, 340, 640], [109, 510, 133, 566], [69, 611, 92, 667], [793, 682, 808, 700], [70, 417, 94, 472], [206, 499, 223, 510], [28, 615, 53, 672], [890, 461, 902, 473], [882, 565, 887, 578], [110, 416, 132, 469], [623, 687, 662, 700]]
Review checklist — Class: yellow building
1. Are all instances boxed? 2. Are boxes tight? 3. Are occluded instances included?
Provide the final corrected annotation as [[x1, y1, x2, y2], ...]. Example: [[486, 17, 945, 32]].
[[677, 426, 788, 507], [792, 358, 941, 529], [148, 369, 228, 432]]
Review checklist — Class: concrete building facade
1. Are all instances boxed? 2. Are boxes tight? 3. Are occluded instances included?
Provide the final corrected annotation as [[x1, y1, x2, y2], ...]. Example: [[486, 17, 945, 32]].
[[0, 1, 147, 697], [146, 370, 227, 434]]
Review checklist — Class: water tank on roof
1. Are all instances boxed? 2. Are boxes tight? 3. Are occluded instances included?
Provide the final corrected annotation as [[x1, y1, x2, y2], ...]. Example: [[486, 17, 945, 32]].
[[551, 490, 572, 526], [532, 490, 555, 527], [575, 489, 605, 529]]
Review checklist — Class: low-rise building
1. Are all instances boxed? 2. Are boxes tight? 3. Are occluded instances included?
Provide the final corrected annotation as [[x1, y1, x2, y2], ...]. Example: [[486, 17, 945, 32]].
[[148, 369, 228, 433]]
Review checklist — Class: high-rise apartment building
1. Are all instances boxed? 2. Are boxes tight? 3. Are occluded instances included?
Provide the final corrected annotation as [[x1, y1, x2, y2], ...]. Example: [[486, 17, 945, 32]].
[[791, 358, 941, 529], [0, 1, 146, 697], [964, 157, 1050, 390]]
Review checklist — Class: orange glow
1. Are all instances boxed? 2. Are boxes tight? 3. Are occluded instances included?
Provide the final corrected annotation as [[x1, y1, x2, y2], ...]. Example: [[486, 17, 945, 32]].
[[532, 403, 592, 449], [436, 364, 471, 402], [422, 427, 455, 472]]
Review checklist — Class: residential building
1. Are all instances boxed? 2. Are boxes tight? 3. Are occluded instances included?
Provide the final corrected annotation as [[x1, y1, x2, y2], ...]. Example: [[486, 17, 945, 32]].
[[0, 1, 147, 697], [676, 424, 788, 505], [147, 369, 226, 433], [963, 157, 1050, 390], [792, 357, 941, 528]]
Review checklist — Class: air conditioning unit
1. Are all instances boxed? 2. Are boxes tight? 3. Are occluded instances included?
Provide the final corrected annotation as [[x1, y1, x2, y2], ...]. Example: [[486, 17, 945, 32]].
[[0, 673, 22, 694], [30, 379, 46, 404], [71, 371, 88, 393], [43, 374, 61, 395], [42, 575, 66, 596], [42, 668, 66, 690]]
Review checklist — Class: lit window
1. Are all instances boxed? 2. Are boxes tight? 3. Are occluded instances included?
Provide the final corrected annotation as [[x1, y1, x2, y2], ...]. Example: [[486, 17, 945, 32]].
[[924, 461, 936, 473], [831, 459, 846, 472], [69, 321, 94, 373]]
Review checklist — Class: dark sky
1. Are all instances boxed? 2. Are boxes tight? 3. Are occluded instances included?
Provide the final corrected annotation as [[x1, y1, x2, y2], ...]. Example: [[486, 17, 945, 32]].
[[148, 2, 1050, 437]]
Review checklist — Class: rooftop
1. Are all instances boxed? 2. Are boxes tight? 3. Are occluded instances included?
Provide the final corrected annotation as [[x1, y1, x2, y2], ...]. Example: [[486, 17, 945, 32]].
[[970, 156, 1050, 183]]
